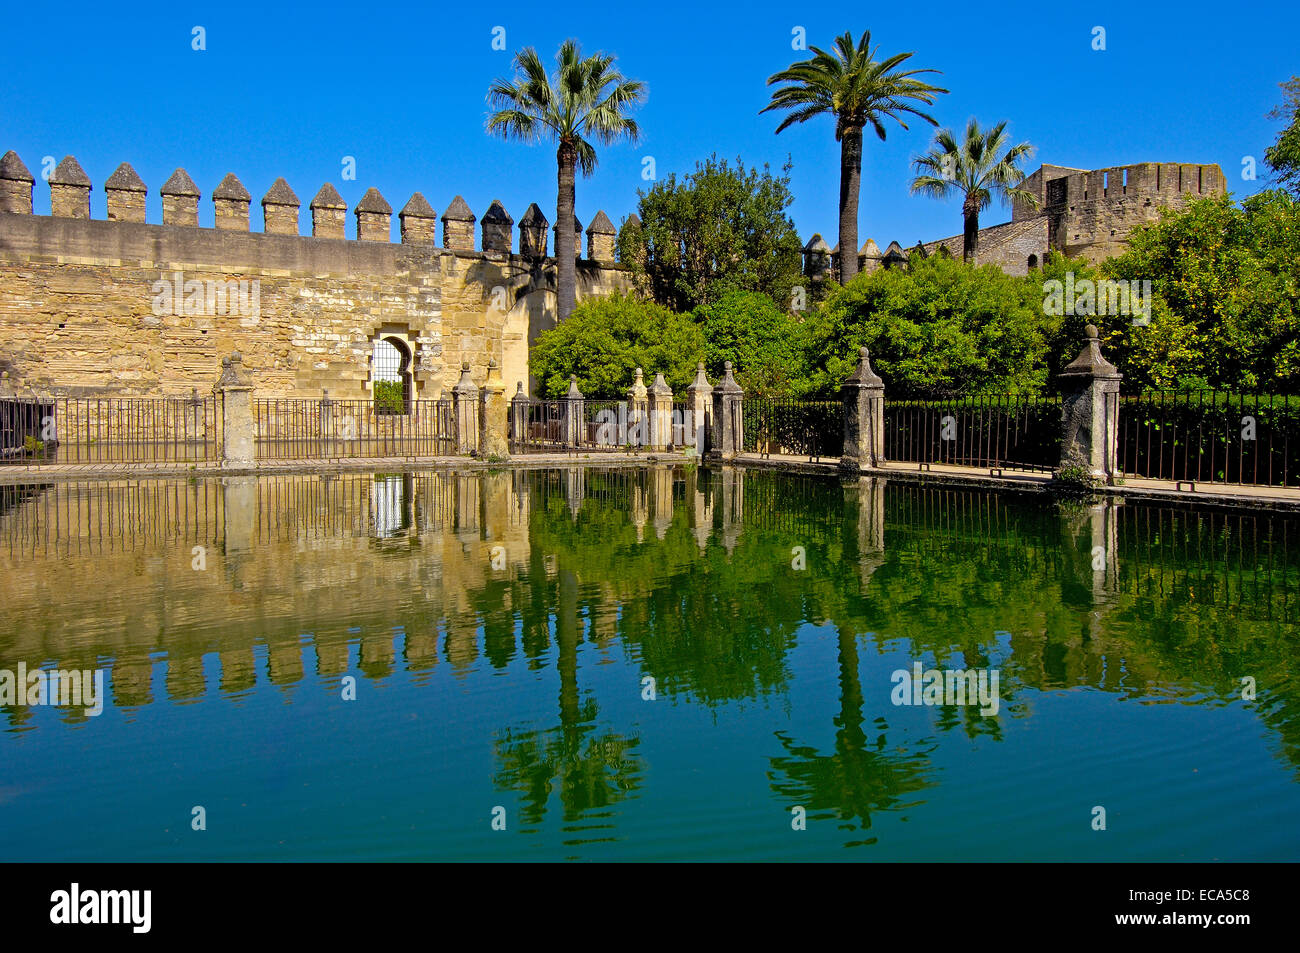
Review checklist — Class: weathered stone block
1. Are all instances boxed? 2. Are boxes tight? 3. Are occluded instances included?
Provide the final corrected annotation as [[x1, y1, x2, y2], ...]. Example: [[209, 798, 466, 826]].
[[0, 150, 34, 214], [161, 168, 201, 226], [442, 195, 476, 251], [50, 156, 92, 219], [262, 177, 300, 236], [104, 163, 147, 223], [310, 183, 347, 239], [355, 187, 392, 242]]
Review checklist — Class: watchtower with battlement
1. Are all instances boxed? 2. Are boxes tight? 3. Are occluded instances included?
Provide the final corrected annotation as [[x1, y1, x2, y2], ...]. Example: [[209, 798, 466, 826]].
[[804, 160, 1228, 280]]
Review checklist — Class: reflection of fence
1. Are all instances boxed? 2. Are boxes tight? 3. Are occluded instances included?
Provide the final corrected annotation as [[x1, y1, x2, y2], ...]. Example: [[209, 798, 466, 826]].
[[884, 394, 1061, 472], [255, 398, 455, 460], [742, 399, 843, 461], [0, 395, 222, 466], [0, 478, 224, 556], [1118, 391, 1299, 487]]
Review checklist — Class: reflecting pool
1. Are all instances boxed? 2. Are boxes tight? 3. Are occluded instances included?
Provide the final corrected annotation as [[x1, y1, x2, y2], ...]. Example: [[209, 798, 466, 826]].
[[1, 468, 1298, 860]]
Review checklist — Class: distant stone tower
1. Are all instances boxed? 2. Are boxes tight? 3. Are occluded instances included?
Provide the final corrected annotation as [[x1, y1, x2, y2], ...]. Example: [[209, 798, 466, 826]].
[[1014, 161, 1228, 263]]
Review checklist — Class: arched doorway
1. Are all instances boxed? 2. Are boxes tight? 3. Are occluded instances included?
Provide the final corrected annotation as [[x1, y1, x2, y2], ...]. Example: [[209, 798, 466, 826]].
[[372, 336, 412, 415], [1027, 253, 1039, 271]]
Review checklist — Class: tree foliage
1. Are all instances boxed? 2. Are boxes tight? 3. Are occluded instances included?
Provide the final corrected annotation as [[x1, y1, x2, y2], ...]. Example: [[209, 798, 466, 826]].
[[693, 290, 807, 397], [616, 154, 804, 313], [800, 254, 1052, 398], [1264, 75, 1300, 196], [1106, 191, 1300, 390], [530, 293, 705, 398]]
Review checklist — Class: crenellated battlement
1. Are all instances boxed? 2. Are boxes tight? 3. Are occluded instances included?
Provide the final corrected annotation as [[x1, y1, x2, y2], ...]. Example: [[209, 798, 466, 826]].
[[0, 149, 632, 404], [801, 159, 1228, 280], [0, 150, 624, 264], [1048, 162, 1226, 207]]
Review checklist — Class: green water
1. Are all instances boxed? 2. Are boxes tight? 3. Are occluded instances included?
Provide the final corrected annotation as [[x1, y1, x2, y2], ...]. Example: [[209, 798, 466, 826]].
[[1, 467, 1297, 861]]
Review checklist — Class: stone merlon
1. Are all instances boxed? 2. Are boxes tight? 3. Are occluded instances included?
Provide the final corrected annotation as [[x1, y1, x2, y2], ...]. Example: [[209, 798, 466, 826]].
[[262, 177, 299, 207], [0, 150, 34, 183], [587, 210, 616, 235], [481, 199, 512, 225], [401, 192, 436, 220], [355, 187, 392, 215], [213, 173, 251, 201], [160, 168, 200, 197], [104, 163, 146, 193], [441, 195, 475, 223], [310, 183, 346, 210], [399, 192, 437, 244], [51, 156, 92, 187]]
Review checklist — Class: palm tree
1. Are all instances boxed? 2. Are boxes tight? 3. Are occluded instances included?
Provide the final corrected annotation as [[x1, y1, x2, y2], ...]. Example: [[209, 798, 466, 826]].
[[487, 40, 645, 321], [763, 30, 945, 284], [910, 118, 1038, 264]]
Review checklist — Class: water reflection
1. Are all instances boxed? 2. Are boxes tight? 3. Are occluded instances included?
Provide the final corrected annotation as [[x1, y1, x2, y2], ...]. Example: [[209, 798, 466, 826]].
[[2, 466, 1299, 856]]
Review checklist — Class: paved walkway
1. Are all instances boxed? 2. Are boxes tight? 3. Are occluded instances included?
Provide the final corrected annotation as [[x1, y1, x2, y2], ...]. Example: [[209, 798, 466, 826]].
[[734, 452, 1300, 511]]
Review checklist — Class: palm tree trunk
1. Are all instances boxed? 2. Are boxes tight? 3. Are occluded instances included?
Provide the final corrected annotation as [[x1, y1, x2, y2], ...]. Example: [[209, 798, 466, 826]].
[[556, 144, 578, 321], [962, 198, 980, 265], [838, 124, 863, 284], [557, 568, 581, 734]]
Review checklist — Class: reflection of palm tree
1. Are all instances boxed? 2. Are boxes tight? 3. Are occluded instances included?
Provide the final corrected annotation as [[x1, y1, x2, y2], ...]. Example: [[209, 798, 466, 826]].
[[768, 626, 934, 843], [494, 569, 641, 827]]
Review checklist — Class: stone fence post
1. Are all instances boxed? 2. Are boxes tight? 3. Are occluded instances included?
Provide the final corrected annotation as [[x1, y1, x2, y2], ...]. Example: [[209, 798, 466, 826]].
[[510, 382, 530, 451], [627, 368, 648, 448], [647, 372, 673, 451], [452, 362, 479, 455], [1058, 324, 1122, 482], [685, 363, 712, 455], [840, 346, 885, 472], [478, 358, 509, 458], [708, 361, 744, 461], [562, 375, 585, 448], [215, 353, 255, 468]]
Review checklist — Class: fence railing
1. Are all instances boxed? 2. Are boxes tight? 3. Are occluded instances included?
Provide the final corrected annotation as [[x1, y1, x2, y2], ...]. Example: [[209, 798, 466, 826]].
[[580, 400, 635, 451], [742, 399, 843, 461], [255, 398, 455, 460], [512, 400, 705, 454], [511, 400, 568, 453], [883, 393, 1062, 473], [0, 395, 222, 466], [1118, 391, 1299, 487]]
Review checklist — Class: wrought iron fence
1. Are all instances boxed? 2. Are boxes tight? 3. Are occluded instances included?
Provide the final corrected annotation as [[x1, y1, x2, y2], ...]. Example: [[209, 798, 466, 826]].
[[513, 400, 701, 453], [579, 400, 645, 451], [670, 401, 704, 451], [511, 400, 568, 453], [741, 399, 843, 461], [1118, 391, 1299, 487], [255, 398, 455, 460], [884, 393, 1061, 472], [0, 394, 222, 466]]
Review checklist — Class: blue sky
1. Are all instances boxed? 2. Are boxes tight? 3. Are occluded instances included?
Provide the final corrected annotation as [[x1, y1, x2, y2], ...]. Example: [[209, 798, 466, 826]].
[[1, 1, 1292, 247]]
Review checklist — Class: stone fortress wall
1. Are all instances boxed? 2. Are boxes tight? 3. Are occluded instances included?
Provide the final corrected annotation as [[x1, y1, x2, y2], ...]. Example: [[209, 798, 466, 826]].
[[801, 161, 1228, 279], [0, 151, 631, 400]]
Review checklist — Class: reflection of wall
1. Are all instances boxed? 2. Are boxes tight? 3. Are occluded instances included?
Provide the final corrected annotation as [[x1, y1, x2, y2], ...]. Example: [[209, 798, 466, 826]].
[[2, 468, 1296, 735], [0, 471, 534, 710]]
